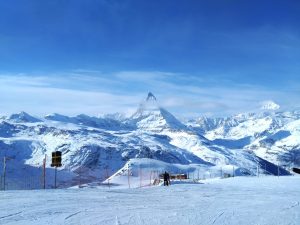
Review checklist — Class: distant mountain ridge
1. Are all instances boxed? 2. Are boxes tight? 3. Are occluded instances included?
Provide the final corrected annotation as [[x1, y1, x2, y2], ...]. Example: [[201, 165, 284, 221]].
[[0, 93, 297, 188], [187, 110, 300, 169]]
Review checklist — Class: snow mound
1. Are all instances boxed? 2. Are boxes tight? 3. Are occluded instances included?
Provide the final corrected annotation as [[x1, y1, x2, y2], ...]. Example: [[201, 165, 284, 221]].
[[102, 158, 248, 189]]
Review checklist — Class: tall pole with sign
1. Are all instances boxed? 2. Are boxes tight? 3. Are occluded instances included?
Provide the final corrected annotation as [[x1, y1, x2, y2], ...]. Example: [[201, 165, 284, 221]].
[[51, 151, 62, 189]]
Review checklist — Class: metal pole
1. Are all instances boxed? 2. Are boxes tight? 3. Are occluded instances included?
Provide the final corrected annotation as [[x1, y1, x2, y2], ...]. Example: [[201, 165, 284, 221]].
[[220, 167, 223, 178], [54, 166, 57, 189], [264, 163, 266, 173], [106, 168, 110, 189], [3, 157, 6, 191], [127, 164, 130, 189], [139, 167, 142, 188], [79, 166, 82, 187], [43, 155, 46, 189]]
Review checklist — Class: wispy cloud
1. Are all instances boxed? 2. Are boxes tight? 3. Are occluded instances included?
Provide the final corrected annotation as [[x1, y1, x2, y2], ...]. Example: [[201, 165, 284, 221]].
[[0, 71, 299, 118]]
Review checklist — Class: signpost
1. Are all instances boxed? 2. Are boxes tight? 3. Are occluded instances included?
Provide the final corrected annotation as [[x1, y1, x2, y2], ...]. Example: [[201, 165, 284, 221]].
[[292, 168, 300, 174], [51, 151, 62, 189]]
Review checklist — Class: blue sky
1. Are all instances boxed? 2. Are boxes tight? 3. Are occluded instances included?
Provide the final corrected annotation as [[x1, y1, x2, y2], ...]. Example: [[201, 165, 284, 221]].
[[0, 0, 299, 117]]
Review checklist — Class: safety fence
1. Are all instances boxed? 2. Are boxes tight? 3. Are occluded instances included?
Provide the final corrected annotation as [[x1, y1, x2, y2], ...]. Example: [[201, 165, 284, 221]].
[[0, 166, 233, 191], [0, 161, 286, 191]]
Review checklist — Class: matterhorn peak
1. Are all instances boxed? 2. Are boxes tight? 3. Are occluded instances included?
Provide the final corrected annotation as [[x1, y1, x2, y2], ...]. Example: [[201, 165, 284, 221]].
[[260, 101, 280, 111], [146, 92, 157, 101], [130, 92, 186, 131], [140, 92, 159, 111]]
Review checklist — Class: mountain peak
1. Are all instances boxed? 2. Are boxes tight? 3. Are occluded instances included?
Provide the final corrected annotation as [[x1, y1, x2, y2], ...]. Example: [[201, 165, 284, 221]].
[[260, 101, 280, 111], [133, 92, 159, 117], [130, 92, 186, 131], [146, 92, 157, 101], [9, 111, 41, 123]]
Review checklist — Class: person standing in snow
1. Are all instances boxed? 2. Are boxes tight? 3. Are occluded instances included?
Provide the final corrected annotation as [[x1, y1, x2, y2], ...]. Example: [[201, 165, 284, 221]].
[[163, 171, 170, 186]]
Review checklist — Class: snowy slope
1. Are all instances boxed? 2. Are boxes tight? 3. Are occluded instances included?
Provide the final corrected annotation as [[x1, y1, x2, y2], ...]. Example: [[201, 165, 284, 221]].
[[0, 95, 214, 189], [188, 110, 300, 169], [1, 176, 299, 225]]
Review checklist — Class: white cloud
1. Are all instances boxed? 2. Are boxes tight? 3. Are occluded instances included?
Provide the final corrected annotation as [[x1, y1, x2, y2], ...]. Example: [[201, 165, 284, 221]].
[[0, 71, 298, 118], [0, 76, 141, 116]]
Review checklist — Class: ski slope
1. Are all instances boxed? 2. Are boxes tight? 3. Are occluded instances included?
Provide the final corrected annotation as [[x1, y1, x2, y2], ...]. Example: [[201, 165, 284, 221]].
[[0, 176, 299, 225]]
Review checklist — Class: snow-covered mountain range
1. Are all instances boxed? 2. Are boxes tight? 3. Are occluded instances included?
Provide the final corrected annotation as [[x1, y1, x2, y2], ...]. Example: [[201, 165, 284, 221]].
[[0, 93, 298, 188]]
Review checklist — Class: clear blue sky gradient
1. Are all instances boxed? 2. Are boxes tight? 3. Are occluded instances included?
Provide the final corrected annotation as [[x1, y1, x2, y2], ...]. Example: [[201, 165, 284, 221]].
[[0, 0, 299, 116]]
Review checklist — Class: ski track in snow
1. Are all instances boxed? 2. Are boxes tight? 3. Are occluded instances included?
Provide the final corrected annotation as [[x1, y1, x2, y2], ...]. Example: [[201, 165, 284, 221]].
[[283, 201, 299, 211], [0, 211, 22, 220], [212, 211, 224, 225], [0, 176, 300, 225], [64, 211, 83, 220]]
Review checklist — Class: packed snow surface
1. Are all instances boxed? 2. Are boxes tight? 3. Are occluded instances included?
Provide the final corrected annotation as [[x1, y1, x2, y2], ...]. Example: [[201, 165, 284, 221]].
[[0, 176, 299, 225]]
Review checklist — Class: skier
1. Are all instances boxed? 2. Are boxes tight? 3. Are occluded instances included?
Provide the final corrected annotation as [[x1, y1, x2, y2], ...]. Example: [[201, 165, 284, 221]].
[[163, 171, 170, 186]]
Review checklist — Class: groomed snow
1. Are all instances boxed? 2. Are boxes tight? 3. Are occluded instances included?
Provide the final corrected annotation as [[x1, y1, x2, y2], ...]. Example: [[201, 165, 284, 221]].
[[0, 176, 299, 225]]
